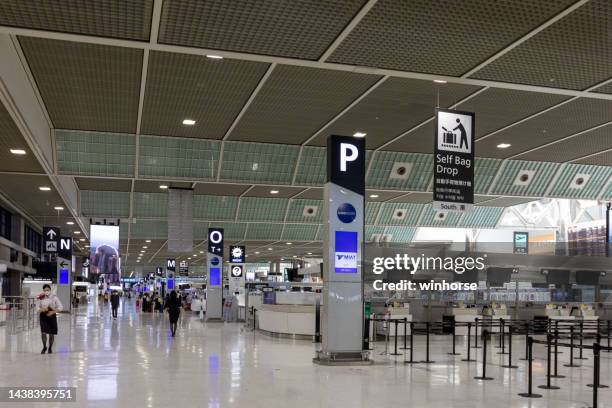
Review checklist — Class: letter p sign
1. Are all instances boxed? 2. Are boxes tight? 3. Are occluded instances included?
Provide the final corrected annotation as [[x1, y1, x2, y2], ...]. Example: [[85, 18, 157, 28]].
[[340, 143, 358, 172]]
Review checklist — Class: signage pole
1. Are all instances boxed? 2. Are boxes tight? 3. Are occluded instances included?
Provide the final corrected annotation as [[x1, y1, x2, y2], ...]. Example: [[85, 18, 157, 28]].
[[206, 228, 224, 321], [314, 135, 369, 365]]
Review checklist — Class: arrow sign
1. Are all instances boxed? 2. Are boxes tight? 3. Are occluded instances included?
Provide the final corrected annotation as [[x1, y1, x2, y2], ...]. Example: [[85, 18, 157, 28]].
[[43, 227, 60, 254], [60, 260, 69, 268]]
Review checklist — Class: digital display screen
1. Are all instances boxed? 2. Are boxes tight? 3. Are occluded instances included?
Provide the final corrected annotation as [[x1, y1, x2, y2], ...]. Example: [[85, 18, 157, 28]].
[[334, 231, 358, 273], [167, 278, 174, 290], [59, 268, 69, 285], [90, 225, 121, 283], [545, 269, 570, 285], [209, 267, 221, 286], [487, 268, 513, 286], [576, 270, 600, 286]]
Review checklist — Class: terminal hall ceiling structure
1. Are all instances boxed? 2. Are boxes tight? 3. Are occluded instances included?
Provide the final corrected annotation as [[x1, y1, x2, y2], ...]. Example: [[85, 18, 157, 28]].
[[0, 0, 610, 270]]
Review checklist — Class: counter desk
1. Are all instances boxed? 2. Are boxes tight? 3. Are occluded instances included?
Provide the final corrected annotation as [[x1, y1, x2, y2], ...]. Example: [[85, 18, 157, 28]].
[[257, 304, 315, 338]]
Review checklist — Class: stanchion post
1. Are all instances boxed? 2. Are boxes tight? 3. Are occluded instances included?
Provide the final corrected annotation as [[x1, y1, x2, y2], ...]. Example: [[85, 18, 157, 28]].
[[578, 321, 587, 360], [607, 321, 611, 352], [401, 317, 408, 350], [422, 321, 434, 363], [498, 318, 507, 355], [391, 320, 401, 356], [520, 321, 530, 360], [462, 322, 475, 362], [518, 336, 542, 398], [538, 333, 559, 390], [593, 343, 600, 408], [473, 318, 481, 348], [405, 322, 416, 364], [502, 324, 518, 368], [449, 318, 460, 356], [564, 325, 580, 368], [551, 329, 565, 379], [474, 329, 493, 380]]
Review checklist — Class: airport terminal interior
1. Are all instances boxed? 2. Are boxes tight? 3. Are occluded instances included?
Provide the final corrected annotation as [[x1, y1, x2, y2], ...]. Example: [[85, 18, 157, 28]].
[[0, 0, 612, 407]]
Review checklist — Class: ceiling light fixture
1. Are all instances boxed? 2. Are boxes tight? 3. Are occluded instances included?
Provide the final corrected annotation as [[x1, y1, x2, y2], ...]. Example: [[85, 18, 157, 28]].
[[433, 79, 447, 84], [206, 55, 223, 60], [66, 221, 74, 225], [159, 185, 168, 189], [74, 231, 80, 234], [53, 206, 64, 211], [353, 132, 367, 138], [268, 248, 273, 251], [145, 239, 151, 243], [79, 238, 85, 242], [10, 149, 26, 155], [255, 251, 260, 254], [270, 190, 279, 194], [182, 119, 196, 126], [286, 242, 292, 245], [39, 186, 51, 191], [307, 252, 312, 255], [142, 246, 148, 249], [497, 143, 511, 149], [369, 194, 379, 198]]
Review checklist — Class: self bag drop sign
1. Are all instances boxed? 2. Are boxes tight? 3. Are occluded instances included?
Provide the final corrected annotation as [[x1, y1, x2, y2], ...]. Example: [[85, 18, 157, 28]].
[[433, 108, 475, 213]]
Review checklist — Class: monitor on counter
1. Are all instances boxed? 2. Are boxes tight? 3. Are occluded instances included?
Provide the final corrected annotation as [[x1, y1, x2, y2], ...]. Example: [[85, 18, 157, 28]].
[[486, 267, 512, 286], [545, 269, 570, 286], [454, 269, 479, 283], [575, 270, 600, 286]]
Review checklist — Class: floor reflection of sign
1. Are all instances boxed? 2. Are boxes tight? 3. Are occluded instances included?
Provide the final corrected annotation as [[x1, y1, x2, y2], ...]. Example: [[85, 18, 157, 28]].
[[433, 108, 475, 213], [514, 232, 529, 254], [231, 265, 243, 277], [334, 231, 358, 273]]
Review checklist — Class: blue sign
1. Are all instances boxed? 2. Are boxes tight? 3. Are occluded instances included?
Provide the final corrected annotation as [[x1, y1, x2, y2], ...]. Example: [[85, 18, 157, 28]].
[[59, 268, 69, 285], [337, 203, 357, 224], [209, 267, 221, 286], [167, 278, 175, 290], [211, 257, 220, 266], [334, 231, 358, 273]]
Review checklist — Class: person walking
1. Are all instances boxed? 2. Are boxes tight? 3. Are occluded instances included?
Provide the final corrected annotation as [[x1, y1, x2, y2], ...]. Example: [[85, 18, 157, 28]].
[[110, 290, 120, 319], [165, 290, 181, 337], [37, 284, 63, 354]]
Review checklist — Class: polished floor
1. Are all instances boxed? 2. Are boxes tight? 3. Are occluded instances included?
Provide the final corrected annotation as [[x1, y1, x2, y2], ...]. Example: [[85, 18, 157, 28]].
[[0, 301, 611, 407]]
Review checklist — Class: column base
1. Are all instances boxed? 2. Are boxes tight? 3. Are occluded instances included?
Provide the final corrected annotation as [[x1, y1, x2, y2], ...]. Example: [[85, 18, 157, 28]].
[[313, 351, 372, 366]]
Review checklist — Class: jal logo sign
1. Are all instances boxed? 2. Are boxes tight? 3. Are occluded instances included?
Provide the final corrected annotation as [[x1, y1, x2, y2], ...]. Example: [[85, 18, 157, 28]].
[[327, 135, 365, 195], [437, 110, 473, 154]]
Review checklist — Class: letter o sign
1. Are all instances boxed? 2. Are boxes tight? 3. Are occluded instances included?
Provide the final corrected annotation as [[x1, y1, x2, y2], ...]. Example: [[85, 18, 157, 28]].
[[210, 230, 223, 244]]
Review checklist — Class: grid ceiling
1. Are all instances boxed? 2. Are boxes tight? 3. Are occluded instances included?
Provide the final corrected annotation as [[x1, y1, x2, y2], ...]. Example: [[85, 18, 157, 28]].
[[0, 1, 610, 271]]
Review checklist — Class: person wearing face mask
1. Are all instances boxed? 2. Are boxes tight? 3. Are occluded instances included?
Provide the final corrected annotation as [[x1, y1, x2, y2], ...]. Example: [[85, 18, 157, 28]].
[[37, 284, 63, 354]]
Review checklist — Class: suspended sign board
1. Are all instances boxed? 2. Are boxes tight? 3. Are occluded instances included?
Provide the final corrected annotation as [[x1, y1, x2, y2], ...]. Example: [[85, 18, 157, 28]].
[[433, 108, 475, 213]]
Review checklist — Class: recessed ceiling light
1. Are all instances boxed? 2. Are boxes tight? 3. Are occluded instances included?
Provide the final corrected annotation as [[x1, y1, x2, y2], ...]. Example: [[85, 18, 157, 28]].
[[140, 250, 145, 253], [193, 254, 197, 257], [53, 206, 64, 210], [142, 246, 148, 249], [136, 260, 140, 263], [74, 231, 80, 234], [353, 131, 367, 138], [369, 194, 379, 198], [187, 257, 191, 260], [66, 221, 74, 225], [270, 190, 279, 194], [255, 251, 260, 254], [433, 79, 447, 84], [497, 143, 511, 149], [79, 238, 85, 242], [159, 185, 168, 189], [307, 252, 312, 255], [10, 149, 26, 155], [286, 242, 292, 245], [199, 250, 204, 254], [39, 186, 51, 191], [206, 55, 223, 60], [145, 239, 151, 243], [268, 248, 273, 251], [182, 119, 196, 126]]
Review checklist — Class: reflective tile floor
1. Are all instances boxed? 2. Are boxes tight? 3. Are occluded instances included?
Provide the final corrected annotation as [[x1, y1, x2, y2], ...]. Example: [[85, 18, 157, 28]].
[[1, 301, 611, 407]]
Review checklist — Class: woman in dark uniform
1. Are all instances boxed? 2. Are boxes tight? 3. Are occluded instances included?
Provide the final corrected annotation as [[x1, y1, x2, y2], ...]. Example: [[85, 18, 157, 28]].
[[37, 284, 63, 354], [165, 290, 181, 337]]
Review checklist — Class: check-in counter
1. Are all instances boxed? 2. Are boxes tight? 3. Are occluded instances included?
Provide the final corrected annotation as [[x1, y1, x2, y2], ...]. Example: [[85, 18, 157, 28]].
[[449, 308, 482, 336], [257, 304, 315, 337]]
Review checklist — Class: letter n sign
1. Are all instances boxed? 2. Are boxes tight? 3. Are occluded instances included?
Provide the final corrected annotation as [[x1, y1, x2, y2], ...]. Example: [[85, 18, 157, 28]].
[[58, 237, 72, 259]]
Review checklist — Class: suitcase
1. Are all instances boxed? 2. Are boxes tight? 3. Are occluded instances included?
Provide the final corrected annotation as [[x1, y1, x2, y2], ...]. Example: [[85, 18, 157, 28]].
[[443, 131, 456, 145]]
